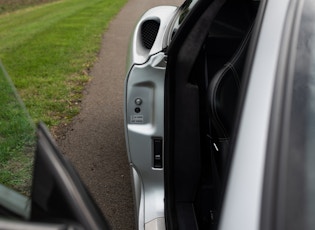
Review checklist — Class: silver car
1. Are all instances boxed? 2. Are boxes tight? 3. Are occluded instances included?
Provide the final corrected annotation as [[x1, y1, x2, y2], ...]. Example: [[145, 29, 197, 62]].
[[0, 0, 314, 229], [125, 0, 315, 229]]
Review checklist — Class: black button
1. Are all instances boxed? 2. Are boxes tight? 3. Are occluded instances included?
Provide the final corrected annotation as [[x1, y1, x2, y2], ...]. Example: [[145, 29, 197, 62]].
[[135, 107, 141, 113]]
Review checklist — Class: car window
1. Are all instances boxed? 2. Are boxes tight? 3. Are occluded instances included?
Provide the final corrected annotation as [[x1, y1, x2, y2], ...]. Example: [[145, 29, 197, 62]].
[[283, 0, 315, 229], [0, 61, 35, 197]]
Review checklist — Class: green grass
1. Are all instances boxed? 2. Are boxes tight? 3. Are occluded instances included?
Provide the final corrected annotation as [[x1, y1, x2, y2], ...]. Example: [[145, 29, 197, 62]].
[[0, 62, 35, 196], [0, 0, 57, 15], [0, 0, 127, 195], [0, 0, 127, 126]]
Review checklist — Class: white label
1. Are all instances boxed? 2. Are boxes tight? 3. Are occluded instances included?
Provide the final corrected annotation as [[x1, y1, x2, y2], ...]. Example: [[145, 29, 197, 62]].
[[130, 115, 144, 124]]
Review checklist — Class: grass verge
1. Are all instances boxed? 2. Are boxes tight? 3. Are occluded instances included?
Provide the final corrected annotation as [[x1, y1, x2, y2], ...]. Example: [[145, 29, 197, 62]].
[[0, 0, 127, 194], [0, 0, 57, 15], [0, 0, 127, 127], [0, 62, 35, 195]]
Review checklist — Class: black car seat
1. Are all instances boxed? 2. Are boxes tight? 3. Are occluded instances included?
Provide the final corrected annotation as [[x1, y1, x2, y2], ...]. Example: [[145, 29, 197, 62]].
[[207, 22, 254, 174]]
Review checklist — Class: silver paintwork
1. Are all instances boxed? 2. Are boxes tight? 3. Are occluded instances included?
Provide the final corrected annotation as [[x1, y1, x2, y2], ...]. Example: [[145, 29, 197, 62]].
[[219, 0, 291, 229], [145, 218, 166, 230], [126, 6, 177, 70], [125, 52, 166, 229], [125, 6, 177, 228]]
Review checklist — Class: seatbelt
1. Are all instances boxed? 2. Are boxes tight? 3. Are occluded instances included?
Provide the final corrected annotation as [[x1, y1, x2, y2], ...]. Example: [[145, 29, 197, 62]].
[[175, 0, 227, 82], [176, 0, 227, 226], [165, 0, 227, 229]]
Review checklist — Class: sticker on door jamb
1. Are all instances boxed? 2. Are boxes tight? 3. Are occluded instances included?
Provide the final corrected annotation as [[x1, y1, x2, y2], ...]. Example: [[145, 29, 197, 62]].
[[130, 115, 144, 124]]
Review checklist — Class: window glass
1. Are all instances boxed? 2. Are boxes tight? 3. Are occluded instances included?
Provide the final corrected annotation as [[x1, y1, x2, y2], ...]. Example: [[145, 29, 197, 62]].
[[286, 0, 315, 229], [0, 62, 35, 197]]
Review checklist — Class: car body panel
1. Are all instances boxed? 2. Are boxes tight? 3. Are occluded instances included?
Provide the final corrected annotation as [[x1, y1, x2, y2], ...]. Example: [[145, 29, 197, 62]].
[[125, 52, 167, 229], [124, 0, 315, 229], [145, 217, 166, 230], [126, 6, 177, 70], [124, 4, 181, 229]]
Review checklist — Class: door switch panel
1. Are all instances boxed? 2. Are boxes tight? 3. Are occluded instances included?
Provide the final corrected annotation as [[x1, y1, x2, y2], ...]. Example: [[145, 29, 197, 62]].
[[153, 138, 163, 168]]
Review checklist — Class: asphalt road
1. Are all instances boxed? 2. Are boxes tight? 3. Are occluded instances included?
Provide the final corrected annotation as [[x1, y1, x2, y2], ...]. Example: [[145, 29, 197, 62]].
[[57, 0, 182, 229]]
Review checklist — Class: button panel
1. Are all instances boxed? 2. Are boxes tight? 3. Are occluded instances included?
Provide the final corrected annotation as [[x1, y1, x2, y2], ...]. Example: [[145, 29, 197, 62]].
[[153, 138, 163, 168]]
